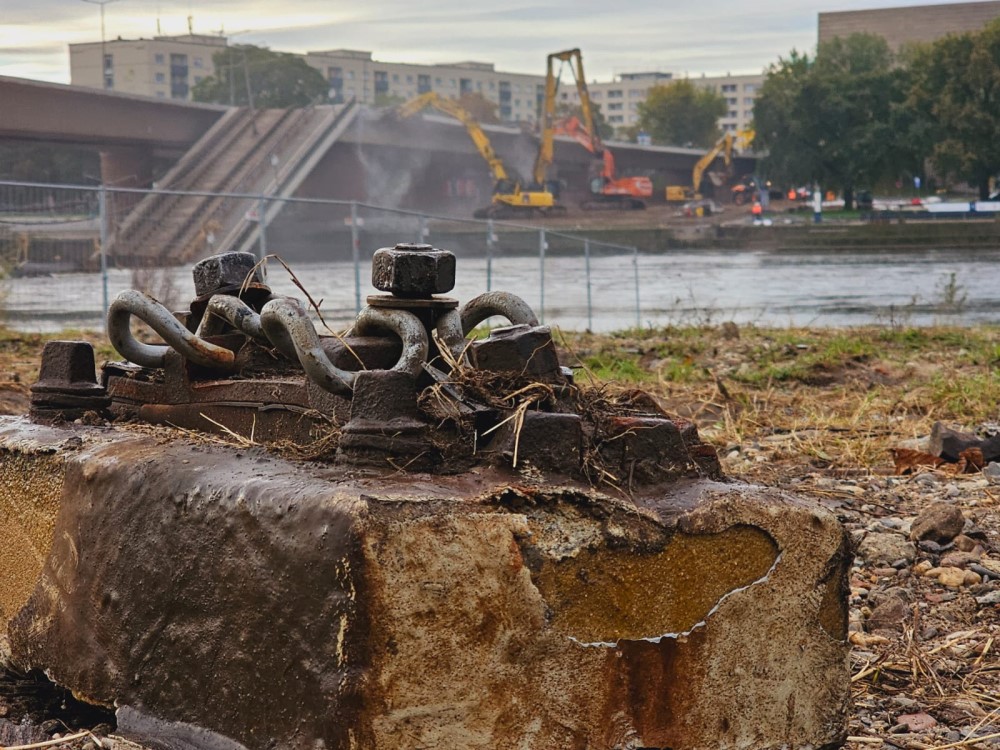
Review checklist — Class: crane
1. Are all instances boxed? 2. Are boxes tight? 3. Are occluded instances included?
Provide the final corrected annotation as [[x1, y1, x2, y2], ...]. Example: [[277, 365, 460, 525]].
[[665, 128, 755, 203], [536, 48, 652, 210], [396, 92, 564, 219]]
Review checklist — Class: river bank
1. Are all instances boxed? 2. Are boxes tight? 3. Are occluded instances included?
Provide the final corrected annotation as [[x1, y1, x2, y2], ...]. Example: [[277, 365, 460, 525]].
[[0, 323, 998, 748]]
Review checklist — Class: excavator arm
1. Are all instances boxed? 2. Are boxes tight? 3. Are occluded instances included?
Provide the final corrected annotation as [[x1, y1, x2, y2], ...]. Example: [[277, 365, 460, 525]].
[[691, 132, 734, 196], [397, 92, 509, 183], [535, 48, 600, 186]]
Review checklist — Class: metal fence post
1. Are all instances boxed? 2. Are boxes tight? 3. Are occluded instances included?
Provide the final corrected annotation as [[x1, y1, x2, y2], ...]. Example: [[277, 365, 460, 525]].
[[350, 201, 361, 315], [584, 238, 592, 332], [632, 245, 641, 329], [486, 219, 494, 292], [98, 185, 109, 327], [257, 195, 268, 264], [539, 229, 546, 324]]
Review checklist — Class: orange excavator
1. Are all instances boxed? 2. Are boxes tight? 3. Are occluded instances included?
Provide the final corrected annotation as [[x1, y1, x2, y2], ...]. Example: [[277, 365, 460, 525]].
[[536, 48, 653, 210]]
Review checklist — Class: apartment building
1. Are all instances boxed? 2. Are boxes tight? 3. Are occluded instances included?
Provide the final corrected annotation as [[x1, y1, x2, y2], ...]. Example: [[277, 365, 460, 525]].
[[69, 34, 225, 100], [819, 0, 1000, 49], [559, 71, 762, 135], [303, 50, 544, 123]]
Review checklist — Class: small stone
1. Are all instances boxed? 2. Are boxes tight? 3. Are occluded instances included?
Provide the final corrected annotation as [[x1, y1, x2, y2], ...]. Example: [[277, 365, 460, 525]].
[[977, 558, 1000, 576], [984, 462, 1000, 482], [975, 590, 1000, 605], [919, 540, 942, 554], [941, 551, 981, 568], [872, 566, 898, 578], [937, 567, 968, 588], [891, 558, 909, 569], [858, 532, 917, 565], [963, 571, 982, 587], [924, 567, 944, 579], [868, 596, 908, 631], [910, 502, 965, 544], [970, 564, 998, 580], [896, 712, 937, 732], [913, 560, 933, 576], [954, 534, 982, 552]]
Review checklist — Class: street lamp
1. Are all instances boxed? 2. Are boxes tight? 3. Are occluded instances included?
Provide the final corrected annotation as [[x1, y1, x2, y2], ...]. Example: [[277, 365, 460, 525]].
[[81, 0, 122, 89]]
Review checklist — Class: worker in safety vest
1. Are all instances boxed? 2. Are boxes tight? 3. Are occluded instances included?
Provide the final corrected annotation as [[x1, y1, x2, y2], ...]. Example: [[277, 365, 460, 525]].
[[751, 201, 763, 217]]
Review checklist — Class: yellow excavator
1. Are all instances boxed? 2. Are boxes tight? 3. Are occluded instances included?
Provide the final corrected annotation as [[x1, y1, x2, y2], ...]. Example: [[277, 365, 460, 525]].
[[536, 48, 653, 210], [665, 128, 754, 203], [396, 92, 565, 219]]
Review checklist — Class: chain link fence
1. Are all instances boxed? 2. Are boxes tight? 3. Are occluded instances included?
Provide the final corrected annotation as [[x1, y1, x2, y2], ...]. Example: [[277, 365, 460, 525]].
[[0, 180, 641, 333], [3, 180, 999, 333]]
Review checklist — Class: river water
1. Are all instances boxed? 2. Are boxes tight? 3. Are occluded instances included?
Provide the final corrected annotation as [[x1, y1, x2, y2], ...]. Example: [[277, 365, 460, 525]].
[[3, 246, 998, 333]]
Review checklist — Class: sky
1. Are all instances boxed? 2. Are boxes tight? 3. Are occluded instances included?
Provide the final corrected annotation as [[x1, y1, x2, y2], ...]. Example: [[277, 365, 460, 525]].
[[0, 0, 988, 84]]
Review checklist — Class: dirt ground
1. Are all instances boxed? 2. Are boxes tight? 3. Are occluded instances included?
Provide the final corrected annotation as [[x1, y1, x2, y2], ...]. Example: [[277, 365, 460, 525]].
[[1, 323, 998, 749]]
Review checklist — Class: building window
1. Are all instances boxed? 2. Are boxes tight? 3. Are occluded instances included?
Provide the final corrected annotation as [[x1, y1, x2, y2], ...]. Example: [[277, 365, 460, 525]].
[[375, 70, 389, 93], [103, 53, 114, 88], [435, 77, 442, 85], [460, 78, 472, 94], [156, 91, 166, 98], [346, 70, 355, 80], [722, 84, 737, 93], [418, 74, 431, 94], [392, 73, 399, 83], [607, 89, 623, 98], [607, 102, 623, 111], [489, 81, 495, 90], [514, 98, 521, 107], [169, 53, 188, 98], [729, 110, 738, 118], [609, 115, 624, 123], [154, 53, 165, 65], [193, 56, 203, 68], [194, 75, 203, 83], [591, 91, 600, 99], [727, 97, 737, 105], [406, 74, 413, 83], [628, 89, 644, 97], [155, 72, 165, 83], [450, 78, 456, 87], [744, 97, 754, 105], [744, 83, 757, 93]]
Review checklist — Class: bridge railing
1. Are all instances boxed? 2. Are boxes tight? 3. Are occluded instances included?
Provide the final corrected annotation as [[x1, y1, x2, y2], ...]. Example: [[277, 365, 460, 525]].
[[0, 180, 641, 334]]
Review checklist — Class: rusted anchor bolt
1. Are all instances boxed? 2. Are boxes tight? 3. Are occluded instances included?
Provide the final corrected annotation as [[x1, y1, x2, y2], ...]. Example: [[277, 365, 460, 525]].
[[193, 251, 263, 298], [371, 243, 456, 298], [30, 340, 109, 418]]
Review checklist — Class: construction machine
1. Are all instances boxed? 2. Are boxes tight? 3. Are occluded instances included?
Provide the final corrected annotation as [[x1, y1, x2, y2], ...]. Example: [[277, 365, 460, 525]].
[[536, 48, 653, 210], [665, 128, 754, 203], [396, 92, 564, 219]]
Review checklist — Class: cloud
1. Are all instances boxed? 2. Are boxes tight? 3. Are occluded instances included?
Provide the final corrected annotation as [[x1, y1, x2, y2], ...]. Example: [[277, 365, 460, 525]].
[[0, 0, 990, 85]]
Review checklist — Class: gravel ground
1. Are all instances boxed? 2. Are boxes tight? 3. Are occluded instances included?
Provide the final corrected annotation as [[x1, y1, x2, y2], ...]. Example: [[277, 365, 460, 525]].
[[1, 323, 998, 749]]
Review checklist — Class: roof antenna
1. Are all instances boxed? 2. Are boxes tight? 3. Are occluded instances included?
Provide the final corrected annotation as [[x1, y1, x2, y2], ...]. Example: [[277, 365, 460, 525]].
[[187, 14, 193, 34]]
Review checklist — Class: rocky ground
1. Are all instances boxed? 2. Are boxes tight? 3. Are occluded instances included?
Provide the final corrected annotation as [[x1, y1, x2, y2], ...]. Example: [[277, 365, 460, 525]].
[[0, 323, 998, 749]]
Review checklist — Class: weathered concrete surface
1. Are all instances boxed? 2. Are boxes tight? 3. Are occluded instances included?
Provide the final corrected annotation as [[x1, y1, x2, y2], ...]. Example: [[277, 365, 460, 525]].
[[0, 417, 850, 750]]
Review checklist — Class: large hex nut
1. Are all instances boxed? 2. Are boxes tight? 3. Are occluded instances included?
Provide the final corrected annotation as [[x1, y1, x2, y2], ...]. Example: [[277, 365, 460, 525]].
[[371, 244, 456, 298], [193, 252, 262, 298]]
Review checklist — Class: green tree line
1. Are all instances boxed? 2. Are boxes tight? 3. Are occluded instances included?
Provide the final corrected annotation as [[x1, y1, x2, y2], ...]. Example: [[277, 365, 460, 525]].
[[753, 20, 1000, 207]]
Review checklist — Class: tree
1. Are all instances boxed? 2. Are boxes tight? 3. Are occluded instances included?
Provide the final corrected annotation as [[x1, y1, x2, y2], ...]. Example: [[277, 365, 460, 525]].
[[192, 45, 328, 108], [753, 34, 913, 208], [635, 79, 726, 147], [907, 20, 1000, 198]]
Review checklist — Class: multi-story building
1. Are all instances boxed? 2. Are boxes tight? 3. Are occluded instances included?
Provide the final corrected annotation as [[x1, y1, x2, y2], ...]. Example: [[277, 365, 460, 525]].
[[559, 71, 762, 136], [68, 33, 761, 133], [303, 50, 544, 123], [69, 34, 225, 100], [819, 0, 1000, 50]]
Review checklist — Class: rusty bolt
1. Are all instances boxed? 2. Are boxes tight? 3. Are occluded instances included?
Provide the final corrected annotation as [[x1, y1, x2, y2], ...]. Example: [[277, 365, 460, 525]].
[[193, 252, 262, 298], [32, 341, 104, 395], [371, 243, 455, 298]]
